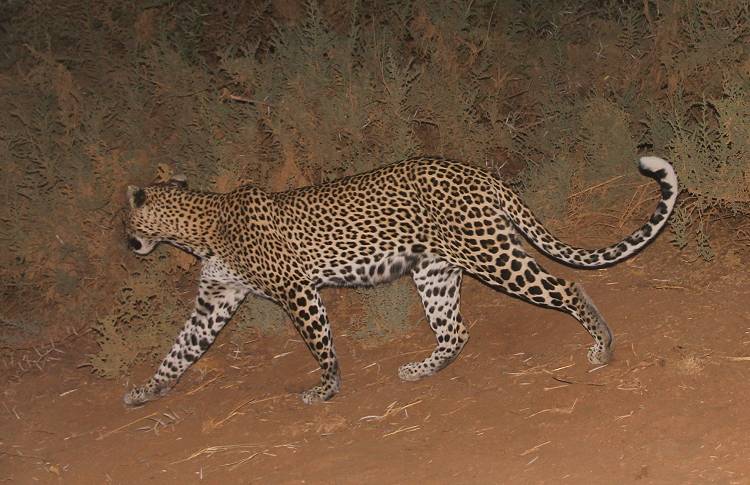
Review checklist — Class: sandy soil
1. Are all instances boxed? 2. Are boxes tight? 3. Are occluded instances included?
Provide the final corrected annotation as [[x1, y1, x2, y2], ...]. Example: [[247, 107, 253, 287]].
[[3, 238, 750, 484]]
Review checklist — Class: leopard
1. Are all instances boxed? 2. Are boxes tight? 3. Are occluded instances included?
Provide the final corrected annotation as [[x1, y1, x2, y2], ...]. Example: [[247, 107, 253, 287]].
[[122, 155, 677, 407]]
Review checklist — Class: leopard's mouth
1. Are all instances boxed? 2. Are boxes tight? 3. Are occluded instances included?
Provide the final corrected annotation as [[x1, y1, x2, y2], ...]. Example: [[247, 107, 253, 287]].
[[127, 233, 157, 255]]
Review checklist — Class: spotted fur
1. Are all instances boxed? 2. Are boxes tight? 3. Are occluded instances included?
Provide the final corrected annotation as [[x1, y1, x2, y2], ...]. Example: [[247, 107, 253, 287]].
[[122, 156, 677, 406]]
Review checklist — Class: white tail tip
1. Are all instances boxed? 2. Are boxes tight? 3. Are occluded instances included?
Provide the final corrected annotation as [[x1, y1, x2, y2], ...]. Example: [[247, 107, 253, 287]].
[[639, 156, 669, 172]]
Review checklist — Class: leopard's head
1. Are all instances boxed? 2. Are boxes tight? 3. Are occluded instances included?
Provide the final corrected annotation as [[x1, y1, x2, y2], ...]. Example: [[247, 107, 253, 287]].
[[124, 174, 188, 255]]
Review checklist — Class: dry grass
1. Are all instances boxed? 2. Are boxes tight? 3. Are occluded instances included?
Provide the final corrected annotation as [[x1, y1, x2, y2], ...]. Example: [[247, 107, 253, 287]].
[[171, 441, 299, 471], [135, 410, 183, 436], [360, 399, 423, 422], [520, 440, 552, 456], [724, 356, 750, 362], [96, 412, 162, 441], [382, 424, 421, 438], [526, 398, 578, 419], [566, 175, 625, 200], [675, 353, 709, 376], [186, 372, 223, 396], [203, 393, 285, 431], [1, 326, 88, 382], [358, 399, 425, 438]]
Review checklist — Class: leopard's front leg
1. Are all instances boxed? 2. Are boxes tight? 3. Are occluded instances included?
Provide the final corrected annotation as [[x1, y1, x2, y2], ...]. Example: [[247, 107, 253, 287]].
[[283, 282, 341, 404], [124, 279, 248, 407]]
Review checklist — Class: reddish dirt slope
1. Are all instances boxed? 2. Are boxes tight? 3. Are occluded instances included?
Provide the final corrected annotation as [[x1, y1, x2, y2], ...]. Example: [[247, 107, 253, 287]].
[[3, 238, 750, 484]]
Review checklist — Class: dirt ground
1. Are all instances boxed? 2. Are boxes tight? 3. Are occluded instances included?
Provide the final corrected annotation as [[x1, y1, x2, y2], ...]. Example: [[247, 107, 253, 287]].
[[3, 236, 750, 484]]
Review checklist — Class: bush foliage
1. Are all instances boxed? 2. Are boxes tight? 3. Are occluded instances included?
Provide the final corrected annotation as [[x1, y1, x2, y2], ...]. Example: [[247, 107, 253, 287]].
[[0, 0, 747, 376]]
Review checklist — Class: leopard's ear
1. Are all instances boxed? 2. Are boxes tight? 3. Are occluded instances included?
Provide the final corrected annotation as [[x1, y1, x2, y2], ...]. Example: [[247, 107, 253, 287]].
[[127, 185, 146, 208], [170, 173, 188, 189]]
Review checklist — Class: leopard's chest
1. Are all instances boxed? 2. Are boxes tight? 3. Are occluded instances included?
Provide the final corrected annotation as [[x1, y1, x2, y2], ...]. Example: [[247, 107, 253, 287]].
[[201, 258, 270, 298]]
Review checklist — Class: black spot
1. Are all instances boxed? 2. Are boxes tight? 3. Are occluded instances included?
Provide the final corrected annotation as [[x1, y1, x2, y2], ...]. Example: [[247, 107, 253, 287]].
[[650, 212, 664, 225], [661, 182, 672, 199], [524, 269, 535, 283]]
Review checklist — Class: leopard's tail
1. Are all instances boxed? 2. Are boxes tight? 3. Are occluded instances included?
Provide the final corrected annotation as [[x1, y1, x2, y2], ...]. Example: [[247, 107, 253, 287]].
[[501, 156, 678, 268]]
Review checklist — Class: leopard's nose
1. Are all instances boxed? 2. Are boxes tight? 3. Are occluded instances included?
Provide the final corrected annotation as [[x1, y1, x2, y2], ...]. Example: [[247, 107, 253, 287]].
[[128, 237, 142, 251]]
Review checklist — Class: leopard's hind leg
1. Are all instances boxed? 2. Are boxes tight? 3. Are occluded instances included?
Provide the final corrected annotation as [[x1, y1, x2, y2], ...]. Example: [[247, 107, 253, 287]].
[[462, 237, 614, 365], [398, 256, 469, 381]]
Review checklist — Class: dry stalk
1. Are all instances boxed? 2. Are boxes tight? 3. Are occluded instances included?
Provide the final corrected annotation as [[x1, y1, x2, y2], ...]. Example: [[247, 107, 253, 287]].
[[96, 412, 160, 440], [566, 175, 625, 200], [136, 410, 183, 436], [186, 373, 223, 395], [526, 398, 578, 419], [172, 442, 299, 471], [360, 400, 422, 422], [209, 394, 284, 429], [382, 425, 421, 438], [617, 182, 657, 230], [173, 444, 263, 464], [520, 440, 551, 456], [588, 364, 608, 373]]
